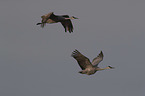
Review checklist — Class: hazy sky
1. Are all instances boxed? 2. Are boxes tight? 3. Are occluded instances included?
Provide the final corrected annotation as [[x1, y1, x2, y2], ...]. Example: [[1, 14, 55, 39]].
[[0, 0, 145, 96]]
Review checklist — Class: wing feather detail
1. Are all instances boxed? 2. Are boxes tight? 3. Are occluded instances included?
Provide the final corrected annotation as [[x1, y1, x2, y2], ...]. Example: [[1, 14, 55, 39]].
[[92, 51, 104, 67], [71, 50, 93, 70], [61, 20, 73, 33], [40, 12, 54, 27]]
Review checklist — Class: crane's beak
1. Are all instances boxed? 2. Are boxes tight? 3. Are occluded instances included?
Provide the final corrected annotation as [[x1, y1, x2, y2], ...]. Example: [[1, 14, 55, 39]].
[[108, 66, 115, 69], [73, 16, 79, 19]]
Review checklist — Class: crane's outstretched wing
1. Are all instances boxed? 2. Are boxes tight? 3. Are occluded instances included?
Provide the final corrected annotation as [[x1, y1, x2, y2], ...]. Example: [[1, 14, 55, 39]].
[[60, 15, 73, 33], [92, 51, 104, 67], [71, 50, 93, 70], [61, 20, 73, 33], [41, 12, 54, 23], [40, 12, 55, 27]]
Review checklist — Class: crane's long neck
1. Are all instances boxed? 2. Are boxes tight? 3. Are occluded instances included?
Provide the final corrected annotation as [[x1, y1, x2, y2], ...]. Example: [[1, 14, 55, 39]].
[[65, 16, 78, 20], [65, 17, 72, 20], [65, 16, 75, 20], [96, 66, 113, 71]]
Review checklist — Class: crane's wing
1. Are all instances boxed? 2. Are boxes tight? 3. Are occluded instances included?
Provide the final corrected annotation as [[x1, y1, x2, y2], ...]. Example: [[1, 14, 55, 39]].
[[41, 12, 54, 23], [40, 12, 55, 27], [71, 50, 93, 70], [92, 51, 104, 67], [60, 15, 73, 33], [61, 20, 73, 33]]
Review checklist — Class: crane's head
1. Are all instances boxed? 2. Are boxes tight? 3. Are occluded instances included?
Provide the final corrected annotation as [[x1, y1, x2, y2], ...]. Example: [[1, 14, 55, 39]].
[[71, 16, 79, 19], [108, 66, 115, 69]]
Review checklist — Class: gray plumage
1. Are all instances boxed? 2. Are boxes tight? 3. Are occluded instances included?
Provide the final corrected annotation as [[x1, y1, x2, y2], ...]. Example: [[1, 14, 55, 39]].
[[37, 12, 78, 33], [71, 50, 114, 75]]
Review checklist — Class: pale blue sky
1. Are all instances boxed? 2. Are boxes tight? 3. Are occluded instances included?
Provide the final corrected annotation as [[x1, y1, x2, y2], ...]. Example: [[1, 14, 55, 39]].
[[0, 0, 145, 96]]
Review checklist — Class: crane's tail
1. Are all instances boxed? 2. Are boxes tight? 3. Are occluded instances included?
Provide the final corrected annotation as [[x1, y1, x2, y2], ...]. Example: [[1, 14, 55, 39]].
[[36, 23, 45, 28], [36, 23, 42, 25]]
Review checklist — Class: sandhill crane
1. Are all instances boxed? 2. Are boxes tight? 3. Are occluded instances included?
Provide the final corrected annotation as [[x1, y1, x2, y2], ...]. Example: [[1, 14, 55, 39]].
[[37, 12, 78, 33], [71, 50, 114, 75]]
